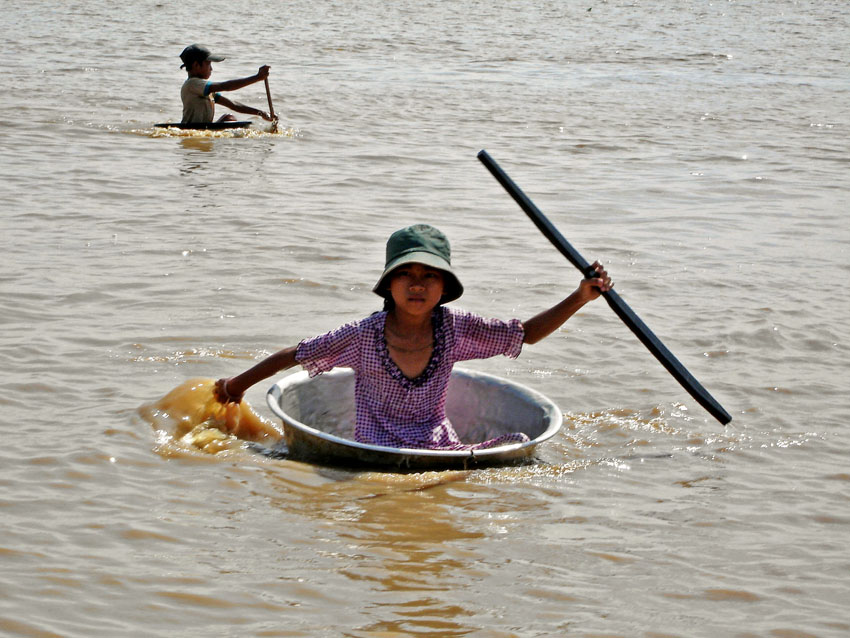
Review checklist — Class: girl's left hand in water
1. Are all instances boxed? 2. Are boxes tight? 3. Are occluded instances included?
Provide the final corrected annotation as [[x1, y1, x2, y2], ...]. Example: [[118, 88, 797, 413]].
[[214, 378, 244, 404], [579, 261, 613, 301]]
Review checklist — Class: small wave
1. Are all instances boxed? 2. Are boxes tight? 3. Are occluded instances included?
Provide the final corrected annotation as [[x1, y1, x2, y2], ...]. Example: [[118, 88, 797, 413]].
[[137, 378, 282, 458], [129, 124, 299, 140]]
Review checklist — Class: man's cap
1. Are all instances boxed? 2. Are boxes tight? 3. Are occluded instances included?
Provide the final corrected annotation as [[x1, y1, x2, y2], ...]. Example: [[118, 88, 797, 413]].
[[372, 224, 464, 304], [179, 44, 225, 69]]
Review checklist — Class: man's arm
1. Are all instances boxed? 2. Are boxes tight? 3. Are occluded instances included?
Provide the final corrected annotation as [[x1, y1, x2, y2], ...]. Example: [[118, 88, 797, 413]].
[[214, 94, 271, 120], [207, 65, 270, 93]]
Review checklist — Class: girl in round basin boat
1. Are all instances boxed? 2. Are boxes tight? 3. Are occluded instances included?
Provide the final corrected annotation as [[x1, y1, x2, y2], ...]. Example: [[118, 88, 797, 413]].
[[215, 224, 612, 451]]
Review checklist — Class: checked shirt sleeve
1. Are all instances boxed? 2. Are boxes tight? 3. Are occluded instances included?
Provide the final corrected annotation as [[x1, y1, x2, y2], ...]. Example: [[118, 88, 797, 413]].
[[448, 308, 524, 362], [295, 320, 363, 377]]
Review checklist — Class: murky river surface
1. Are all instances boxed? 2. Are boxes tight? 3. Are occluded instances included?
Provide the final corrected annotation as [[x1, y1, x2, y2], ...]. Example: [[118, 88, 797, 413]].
[[2, 1, 848, 636]]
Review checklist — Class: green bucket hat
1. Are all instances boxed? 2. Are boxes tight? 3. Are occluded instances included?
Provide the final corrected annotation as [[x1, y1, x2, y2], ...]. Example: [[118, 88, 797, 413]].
[[372, 224, 464, 303]]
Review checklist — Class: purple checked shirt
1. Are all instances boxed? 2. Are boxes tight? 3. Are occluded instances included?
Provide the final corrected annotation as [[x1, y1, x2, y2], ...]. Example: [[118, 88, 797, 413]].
[[295, 306, 529, 450]]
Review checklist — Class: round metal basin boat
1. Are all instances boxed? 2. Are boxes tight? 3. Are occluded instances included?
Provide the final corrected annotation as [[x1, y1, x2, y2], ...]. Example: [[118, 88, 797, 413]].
[[265, 367, 562, 470], [153, 120, 253, 130]]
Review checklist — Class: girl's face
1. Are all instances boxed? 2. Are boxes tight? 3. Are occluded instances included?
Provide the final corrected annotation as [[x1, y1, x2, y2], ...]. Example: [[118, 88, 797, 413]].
[[388, 263, 444, 316]]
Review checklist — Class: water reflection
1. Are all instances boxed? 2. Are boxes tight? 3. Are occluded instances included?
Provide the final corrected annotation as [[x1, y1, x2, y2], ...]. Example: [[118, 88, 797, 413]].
[[256, 462, 493, 635], [179, 137, 215, 153], [340, 489, 483, 636]]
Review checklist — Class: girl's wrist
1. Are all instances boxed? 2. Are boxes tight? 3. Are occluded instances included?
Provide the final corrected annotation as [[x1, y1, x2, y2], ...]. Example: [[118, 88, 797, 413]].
[[222, 378, 241, 402]]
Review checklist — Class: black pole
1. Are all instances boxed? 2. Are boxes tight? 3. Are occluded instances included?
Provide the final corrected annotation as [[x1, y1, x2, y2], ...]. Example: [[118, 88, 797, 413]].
[[477, 150, 732, 425]]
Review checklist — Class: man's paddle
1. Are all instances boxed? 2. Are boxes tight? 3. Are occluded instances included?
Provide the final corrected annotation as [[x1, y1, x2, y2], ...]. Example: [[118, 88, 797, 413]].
[[264, 78, 279, 133], [477, 149, 732, 425]]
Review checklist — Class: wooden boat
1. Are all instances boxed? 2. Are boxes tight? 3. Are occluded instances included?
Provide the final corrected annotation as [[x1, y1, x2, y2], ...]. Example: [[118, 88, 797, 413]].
[[153, 121, 252, 130], [265, 368, 563, 470]]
